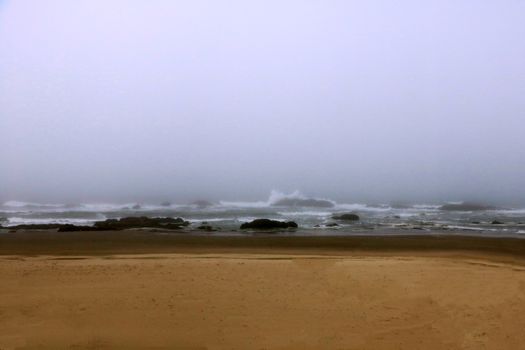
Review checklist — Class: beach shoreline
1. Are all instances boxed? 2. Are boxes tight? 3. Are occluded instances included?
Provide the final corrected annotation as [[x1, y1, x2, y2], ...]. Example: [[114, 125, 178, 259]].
[[2, 229, 525, 259], [2, 231, 525, 349]]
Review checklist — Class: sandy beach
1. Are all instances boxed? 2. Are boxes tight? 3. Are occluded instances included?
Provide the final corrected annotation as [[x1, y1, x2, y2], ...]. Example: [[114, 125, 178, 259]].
[[1, 231, 525, 349], [4, 0, 525, 347]]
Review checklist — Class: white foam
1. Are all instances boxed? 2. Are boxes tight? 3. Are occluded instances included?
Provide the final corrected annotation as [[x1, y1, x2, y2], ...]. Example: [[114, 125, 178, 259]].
[[3, 200, 63, 208], [77, 203, 130, 211], [447, 225, 498, 232], [1, 201, 189, 213], [268, 190, 306, 204], [396, 212, 421, 218], [187, 218, 229, 223], [81, 203, 184, 211], [235, 217, 258, 223], [412, 204, 441, 210], [3, 201, 34, 207], [495, 208, 525, 215], [277, 211, 332, 217], [218, 200, 269, 208], [335, 203, 388, 212], [235, 216, 284, 223], [5, 217, 100, 227], [220, 190, 336, 209]]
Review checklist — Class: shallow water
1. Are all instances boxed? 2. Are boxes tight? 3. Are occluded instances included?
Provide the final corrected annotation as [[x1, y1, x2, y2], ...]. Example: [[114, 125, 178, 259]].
[[2, 192, 525, 237]]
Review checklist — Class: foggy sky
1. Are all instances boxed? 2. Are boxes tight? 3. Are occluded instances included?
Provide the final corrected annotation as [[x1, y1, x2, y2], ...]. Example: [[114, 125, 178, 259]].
[[1, 0, 525, 205]]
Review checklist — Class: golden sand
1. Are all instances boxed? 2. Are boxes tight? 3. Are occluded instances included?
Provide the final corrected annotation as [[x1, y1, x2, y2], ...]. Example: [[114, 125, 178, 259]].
[[2, 251, 525, 349]]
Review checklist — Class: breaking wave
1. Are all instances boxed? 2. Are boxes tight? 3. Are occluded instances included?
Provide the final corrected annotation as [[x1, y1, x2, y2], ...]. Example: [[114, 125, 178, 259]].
[[2, 192, 525, 236]]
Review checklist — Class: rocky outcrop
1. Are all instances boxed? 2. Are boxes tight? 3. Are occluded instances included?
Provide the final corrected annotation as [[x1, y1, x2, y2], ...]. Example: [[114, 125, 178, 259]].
[[57, 225, 103, 232], [197, 225, 216, 231], [94, 216, 190, 230], [4, 223, 101, 231], [240, 219, 298, 230], [5, 223, 64, 230], [3, 217, 191, 232], [332, 213, 360, 221], [272, 198, 334, 208]]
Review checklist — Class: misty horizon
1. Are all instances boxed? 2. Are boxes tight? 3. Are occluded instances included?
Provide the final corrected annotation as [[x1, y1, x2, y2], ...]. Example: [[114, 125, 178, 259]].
[[1, 1, 525, 206], [1, 190, 524, 209]]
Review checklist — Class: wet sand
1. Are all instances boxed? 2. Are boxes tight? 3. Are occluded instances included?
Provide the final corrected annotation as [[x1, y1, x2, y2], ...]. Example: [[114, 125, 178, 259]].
[[1, 231, 525, 349]]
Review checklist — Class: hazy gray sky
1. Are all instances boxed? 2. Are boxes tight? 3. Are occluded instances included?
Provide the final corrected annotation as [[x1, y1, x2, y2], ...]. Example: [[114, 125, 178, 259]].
[[1, 0, 524, 204]]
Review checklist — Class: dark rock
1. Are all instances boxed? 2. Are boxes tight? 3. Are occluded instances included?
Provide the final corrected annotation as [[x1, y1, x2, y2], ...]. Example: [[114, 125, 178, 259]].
[[160, 201, 172, 207], [471, 221, 481, 224], [332, 213, 360, 221], [439, 203, 497, 211], [325, 222, 339, 227], [240, 219, 298, 230], [272, 198, 334, 208], [197, 225, 215, 231], [131, 204, 142, 210], [94, 216, 190, 230], [5, 223, 103, 231], [491, 220, 504, 225], [57, 225, 102, 232], [7, 223, 67, 230]]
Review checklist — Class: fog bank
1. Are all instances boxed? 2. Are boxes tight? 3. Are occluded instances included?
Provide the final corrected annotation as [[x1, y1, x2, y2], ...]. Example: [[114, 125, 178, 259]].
[[1, 0, 524, 205]]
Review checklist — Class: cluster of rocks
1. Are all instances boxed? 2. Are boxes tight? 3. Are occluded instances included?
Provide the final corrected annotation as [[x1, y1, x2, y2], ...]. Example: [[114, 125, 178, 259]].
[[471, 220, 507, 225], [2, 213, 366, 232], [2, 223, 95, 231], [331, 213, 360, 221], [1, 216, 191, 232], [317, 222, 339, 228], [313, 213, 361, 228], [196, 221, 217, 232], [198, 213, 360, 231], [93, 216, 190, 230], [240, 219, 298, 230]]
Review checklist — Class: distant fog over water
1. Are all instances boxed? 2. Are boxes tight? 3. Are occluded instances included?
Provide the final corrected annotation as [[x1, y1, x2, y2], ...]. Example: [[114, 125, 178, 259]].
[[1, 0, 525, 206]]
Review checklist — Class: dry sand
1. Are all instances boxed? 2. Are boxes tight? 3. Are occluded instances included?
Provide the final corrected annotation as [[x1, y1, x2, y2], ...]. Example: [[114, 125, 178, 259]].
[[1, 232, 525, 349]]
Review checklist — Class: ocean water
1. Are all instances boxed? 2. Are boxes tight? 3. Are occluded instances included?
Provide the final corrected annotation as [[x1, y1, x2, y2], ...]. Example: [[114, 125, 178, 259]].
[[1, 191, 525, 237]]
